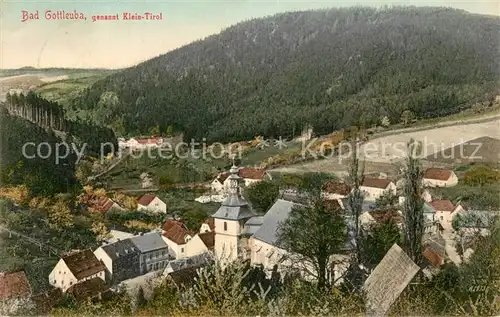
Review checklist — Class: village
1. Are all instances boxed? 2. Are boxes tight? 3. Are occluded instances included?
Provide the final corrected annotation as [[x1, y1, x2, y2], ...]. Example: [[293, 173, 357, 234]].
[[2, 148, 497, 314]]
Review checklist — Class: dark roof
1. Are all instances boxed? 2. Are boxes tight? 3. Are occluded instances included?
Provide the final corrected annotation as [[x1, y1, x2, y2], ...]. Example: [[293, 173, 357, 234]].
[[62, 249, 106, 280], [166, 252, 213, 272], [137, 194, 157, 206], [130, 232, 168, 253], [423, 168, 453, 181], [429, 200, 456, 212], [198, 231, 215, 250], [252, 199, 298, 246], [212, 196, 256, 220], [168, 266, 202, 288], [31, 288, 63, 314], [324, 199, 344, 212], [369, 207, 404, 224], [0, 270, 32, 300], [323, 181, 352, 195], [216, 172, 230, 183], [361, 177, 392, 189], [101, 238, 140, 260], [66, 277, 110, 301]]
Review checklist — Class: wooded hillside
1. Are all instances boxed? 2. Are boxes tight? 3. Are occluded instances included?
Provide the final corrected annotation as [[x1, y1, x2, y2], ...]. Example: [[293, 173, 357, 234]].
[[73, 7, 500, 142]]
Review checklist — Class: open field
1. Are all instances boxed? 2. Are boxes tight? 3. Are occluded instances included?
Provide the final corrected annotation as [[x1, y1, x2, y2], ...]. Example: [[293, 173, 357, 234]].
[[271, 115, 500, 176]]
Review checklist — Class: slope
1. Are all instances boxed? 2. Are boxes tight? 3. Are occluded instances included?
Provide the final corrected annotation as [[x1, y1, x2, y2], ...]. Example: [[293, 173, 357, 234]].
[[73, 6, 500, 142]]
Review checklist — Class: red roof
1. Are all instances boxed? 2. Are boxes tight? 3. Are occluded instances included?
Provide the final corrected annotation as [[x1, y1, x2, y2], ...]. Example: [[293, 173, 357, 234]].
[[136, 137, 161, 144], [198, 231, 215, 250], [429, 200, 456, 212], [238, 168, 267, 180], [216, 172, 230, 184], [138, 194, 157, 206], [0, 271, 32, 300], [92, 197, 116, 213], [323, 181, 352, 195], [424, 168, 453, 181], [361, 177, 392, 189], [422, 246, 444, 268], [163, 219, 187, 232], [369, 207, 404, 224], [163, 224, 193, 245], [324, 199, 344, 212]]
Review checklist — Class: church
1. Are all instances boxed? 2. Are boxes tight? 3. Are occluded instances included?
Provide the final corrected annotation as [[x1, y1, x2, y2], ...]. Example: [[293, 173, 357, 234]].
[[210, 162, 353, 282]]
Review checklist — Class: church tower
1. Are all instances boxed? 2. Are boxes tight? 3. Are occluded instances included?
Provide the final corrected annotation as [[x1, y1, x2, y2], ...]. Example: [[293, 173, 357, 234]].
[[212, 161, 256, 264]]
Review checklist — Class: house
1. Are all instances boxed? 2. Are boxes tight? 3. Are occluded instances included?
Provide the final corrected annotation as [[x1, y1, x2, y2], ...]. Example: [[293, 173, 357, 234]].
[[0, 270, 32, 301], [423, 168, 458, 188], [163, 252, 213, 275], [322, 181, 352, 200], [123, 137, 163, 150], [130, 232, 170, 274], [200, 218, 215, 233], [429, 200, 464, 231], [452, 210, 497, 236], [49, 250, 106, 292], [94, 238, 141, 284], [185, 231, 215, 257], [162, 219, 194, 259], [423, 202, 437, 223], [210, 167, 271, 193], [422, 234, 446, 269], [359, 207, 404, 229], [166, 266, 203, 289], [137, 194, 167, 214], [66, 277, 112, 301], [360, 177, 397, 201], [93, 197, 123, 213], [103, 229, 135, 245]]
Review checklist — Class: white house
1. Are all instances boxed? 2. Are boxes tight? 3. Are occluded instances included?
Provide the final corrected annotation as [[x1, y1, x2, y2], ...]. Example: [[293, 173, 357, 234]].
[[185, 231, 215, 257], [423, 168, 458, 188], [137, 194, 167, 214], [322, 181, 352, 200], [49, 250, 106, 292], [161, 219, 194, 259], [200, 218, 215, 233], [210, 167, 271, 194], [423, 202, 437, 223], [429, 200, 464, 231], [360, 177, 397, 201]]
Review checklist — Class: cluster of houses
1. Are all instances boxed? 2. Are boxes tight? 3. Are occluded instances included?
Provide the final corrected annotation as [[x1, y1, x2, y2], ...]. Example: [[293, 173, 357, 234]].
[[2, 163, 492, 311]]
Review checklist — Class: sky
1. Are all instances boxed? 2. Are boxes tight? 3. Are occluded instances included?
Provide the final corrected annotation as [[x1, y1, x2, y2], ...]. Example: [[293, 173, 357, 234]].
[[1, 0, 498, 69]]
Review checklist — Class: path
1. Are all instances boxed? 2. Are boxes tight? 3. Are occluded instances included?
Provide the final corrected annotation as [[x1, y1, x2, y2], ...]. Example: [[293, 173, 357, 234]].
[[88, 148, 131, 181], [0, 224, 61, 256], [442, 231, 462, 265]]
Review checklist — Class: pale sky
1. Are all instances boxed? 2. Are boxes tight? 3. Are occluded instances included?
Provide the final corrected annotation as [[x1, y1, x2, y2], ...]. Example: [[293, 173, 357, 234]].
[[1, 0, 498, 69]]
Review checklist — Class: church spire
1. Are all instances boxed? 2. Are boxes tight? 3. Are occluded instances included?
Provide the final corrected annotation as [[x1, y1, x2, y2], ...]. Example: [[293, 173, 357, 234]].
[[228, 157, 241, 196]]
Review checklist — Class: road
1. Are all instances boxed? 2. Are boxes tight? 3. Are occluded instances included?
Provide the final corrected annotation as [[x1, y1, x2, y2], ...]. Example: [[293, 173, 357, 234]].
[[442, 231, 462, 265]]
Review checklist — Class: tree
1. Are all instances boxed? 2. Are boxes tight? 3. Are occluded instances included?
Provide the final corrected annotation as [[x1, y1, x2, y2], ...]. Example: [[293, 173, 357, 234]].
[[360, 221, 402, 268], [48, 200, 74, 231], [463, 166, 500, 187], [165, 125, 174, 137], [91, 221, 111, 242], [375, 190, 399, 208], [277, 173, 347, 290], [182, 207, 208, 232], [401, 139, 425, 264], [400, 110, 414, 125], [245, 181, 279, 214], [345, 140, 364, 265]]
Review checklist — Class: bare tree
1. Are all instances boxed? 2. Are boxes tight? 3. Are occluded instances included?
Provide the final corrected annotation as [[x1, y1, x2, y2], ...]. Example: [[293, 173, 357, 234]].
[[401, 139, 425, 264]]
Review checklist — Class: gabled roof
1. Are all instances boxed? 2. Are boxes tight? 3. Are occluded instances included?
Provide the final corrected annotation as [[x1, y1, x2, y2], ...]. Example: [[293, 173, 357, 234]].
[[0, 270, 32, 300], [101, 238, 140, 260], [361, 177, 393, 189], [66, 277, 111, 301], [163, 224, 193, 245], [168, 266, 202, 288], [422, 247, 444, 268], [369, 207, 404, 224], [130, 232, 168, 253], [137, 194, 158, 206], [238, 168, 267, 180], [198, 231, 215, 250], [323, 181, 352, 195], [202, 218, 215, 231], [429, 200, 456, 212], [163, 219, 187, 232], [423, 202, 436, 214], [216, 172, 231, 184], [424, 168, 453, 181], [62, 249, 106, 280], [166, 252, 213, 273], [252, 199, 298, 246]]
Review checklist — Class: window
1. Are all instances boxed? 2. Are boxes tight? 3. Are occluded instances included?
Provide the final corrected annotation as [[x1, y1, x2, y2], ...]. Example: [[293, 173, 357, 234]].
[[224, 222, 227, 231], [70, 281, 73, 285], [58, 271, 61, 274], [440, 216, 443, 220], [148, 264, 152, 271], [181, 248, 184, 253]]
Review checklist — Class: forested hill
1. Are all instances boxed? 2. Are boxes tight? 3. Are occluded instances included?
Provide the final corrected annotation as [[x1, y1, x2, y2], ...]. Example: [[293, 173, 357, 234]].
[[73, 6, 500, 142]]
